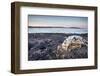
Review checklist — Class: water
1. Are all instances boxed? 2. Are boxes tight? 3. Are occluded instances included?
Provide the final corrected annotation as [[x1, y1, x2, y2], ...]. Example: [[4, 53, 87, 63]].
[[28, 27, 88, 34]]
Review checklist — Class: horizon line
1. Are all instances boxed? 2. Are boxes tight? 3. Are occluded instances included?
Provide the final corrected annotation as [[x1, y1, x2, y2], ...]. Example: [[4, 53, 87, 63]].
[[28, 26, 87, 29]]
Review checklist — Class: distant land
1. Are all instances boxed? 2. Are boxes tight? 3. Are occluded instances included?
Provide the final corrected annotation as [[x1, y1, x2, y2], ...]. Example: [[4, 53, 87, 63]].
[[68, 27, 84, 29], [28, 26, 86, 29]]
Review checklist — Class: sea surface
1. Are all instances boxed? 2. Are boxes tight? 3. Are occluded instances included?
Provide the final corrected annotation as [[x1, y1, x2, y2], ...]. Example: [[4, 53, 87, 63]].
[[28, 27, 88, 34]]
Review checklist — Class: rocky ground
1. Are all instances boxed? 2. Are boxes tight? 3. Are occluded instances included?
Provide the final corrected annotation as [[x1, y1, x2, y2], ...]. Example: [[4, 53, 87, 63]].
[[28, 33, 88, 61]]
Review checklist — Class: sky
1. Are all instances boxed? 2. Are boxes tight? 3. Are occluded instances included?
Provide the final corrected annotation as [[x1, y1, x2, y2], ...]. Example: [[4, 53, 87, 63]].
[[28, 15, 88, 29]]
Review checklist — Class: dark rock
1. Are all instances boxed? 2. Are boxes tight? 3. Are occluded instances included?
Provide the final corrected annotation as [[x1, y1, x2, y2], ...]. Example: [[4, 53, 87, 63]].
[[28, 33, 88, 60]]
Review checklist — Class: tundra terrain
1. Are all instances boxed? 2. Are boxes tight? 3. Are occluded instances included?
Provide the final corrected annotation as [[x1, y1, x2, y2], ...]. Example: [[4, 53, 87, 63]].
[[28, 33, 88, 61]]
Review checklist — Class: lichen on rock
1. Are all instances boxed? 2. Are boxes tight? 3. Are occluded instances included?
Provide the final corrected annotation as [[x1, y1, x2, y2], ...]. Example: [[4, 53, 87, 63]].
[[57, 35, 88, 58]]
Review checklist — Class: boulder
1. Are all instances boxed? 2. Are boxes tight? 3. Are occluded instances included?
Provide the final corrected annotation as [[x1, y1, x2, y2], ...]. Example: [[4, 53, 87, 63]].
[[57, 35, 88, 58]]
